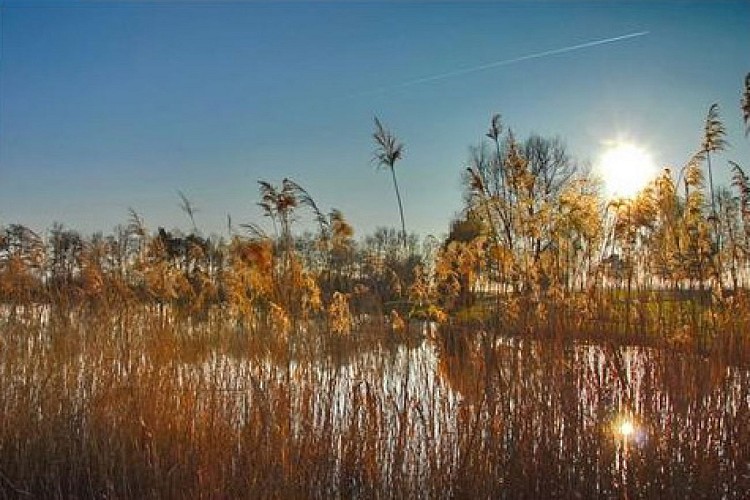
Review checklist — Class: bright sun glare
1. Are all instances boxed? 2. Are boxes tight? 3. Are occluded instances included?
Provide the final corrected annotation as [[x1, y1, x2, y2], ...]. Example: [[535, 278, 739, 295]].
[[598, 142, 657, 199], [618, 420, 635, 438]]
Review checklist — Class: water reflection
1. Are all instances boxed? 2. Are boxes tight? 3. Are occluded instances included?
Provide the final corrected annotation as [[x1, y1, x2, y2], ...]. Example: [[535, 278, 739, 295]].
[[617, 418, 635, 438], [3, 313, 749, 496], [163, 332, 750, 491]]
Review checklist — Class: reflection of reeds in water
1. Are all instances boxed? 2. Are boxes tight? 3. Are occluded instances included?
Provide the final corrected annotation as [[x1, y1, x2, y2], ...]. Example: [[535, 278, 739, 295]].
[[1, 308, 748, 498]]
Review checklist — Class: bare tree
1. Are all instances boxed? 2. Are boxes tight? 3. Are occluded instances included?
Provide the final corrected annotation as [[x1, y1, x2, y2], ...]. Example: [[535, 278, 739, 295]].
[[523, 134, 576, 197]]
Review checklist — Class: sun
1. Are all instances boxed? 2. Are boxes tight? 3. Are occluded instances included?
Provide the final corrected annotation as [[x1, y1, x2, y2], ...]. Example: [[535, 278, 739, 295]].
[[597, 141, 657, 198]]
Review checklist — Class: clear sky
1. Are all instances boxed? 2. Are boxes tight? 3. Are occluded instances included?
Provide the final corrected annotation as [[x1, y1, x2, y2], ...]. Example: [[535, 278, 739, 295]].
[[1, 1, 749, 239]]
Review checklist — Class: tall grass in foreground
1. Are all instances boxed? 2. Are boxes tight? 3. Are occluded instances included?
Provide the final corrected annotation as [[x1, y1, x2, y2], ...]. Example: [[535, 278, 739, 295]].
[[1, 307, 749, 498]]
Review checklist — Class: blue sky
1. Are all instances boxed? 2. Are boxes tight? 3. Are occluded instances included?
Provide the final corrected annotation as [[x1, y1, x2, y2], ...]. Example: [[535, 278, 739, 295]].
[[1, 1, 749, 239]]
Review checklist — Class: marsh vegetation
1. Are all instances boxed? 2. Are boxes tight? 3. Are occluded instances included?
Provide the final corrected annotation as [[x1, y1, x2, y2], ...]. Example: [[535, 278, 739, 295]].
[[1, 76, 750, 497]]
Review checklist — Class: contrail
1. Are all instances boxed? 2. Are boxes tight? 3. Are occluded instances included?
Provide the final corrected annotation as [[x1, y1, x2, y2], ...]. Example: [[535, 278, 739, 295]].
[[351, 31, 649, 98]]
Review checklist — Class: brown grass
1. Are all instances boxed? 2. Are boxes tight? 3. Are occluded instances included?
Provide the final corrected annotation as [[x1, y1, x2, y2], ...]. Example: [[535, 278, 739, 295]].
[[3, 87, 750, 496], [1, 306, 749, 498]]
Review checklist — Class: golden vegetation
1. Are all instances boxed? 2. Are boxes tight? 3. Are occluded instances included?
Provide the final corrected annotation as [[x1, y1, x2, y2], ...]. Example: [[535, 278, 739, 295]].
[[1, 73, 750, 497]]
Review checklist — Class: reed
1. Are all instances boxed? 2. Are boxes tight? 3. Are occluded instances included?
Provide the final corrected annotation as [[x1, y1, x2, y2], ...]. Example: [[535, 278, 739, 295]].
[[1, 74, 750, 497], [1, 308, 749, 497]]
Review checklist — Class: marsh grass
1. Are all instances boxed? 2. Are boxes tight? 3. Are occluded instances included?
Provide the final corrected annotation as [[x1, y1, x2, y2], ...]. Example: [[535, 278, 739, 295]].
[[3, 77, 750, 497], [1, 305, 749, 498]]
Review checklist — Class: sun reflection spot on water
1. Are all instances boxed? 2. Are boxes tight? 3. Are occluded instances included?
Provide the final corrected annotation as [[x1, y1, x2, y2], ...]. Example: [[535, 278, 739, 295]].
[[612, 415, 642, 443], [618, 420, 635, 438]]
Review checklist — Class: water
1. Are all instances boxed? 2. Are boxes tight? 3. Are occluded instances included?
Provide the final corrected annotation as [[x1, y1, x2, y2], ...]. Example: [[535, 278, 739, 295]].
[[2, 312, 749, 496]]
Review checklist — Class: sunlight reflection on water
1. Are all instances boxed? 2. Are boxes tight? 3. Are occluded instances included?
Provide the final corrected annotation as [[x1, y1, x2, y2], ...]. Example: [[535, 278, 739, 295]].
[[3, 316, 749, 495]]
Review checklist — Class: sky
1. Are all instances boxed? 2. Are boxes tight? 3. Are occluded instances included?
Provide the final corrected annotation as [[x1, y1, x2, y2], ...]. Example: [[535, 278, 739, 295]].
[[1, 1, 749, 240]]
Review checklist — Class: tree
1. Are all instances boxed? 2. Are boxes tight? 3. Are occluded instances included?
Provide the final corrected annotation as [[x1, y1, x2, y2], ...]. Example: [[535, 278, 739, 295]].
[[463, 120, 587, 295], [0, 224, 44, 308], [372, 117, 407, 244], [49, 223, 83, 294]]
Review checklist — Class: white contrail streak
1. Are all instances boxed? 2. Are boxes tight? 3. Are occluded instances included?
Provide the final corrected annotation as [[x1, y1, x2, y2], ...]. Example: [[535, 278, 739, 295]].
[[352, 31, 649, 97]]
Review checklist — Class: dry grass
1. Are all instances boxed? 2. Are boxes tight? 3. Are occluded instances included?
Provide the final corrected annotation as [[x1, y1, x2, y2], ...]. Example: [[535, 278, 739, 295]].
[[1, 306, 749, 498], [3, 87, 750, 496]]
